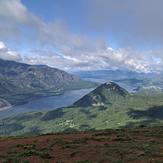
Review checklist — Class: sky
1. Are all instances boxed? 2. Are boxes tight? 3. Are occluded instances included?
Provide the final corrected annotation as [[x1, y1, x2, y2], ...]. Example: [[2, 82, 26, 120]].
[[0, 0, 163, 73]]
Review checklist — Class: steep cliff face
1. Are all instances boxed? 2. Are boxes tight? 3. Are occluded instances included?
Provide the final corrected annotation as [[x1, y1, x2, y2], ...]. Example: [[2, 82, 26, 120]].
[[0, 59, 77, 90], [0, 59, 96, 105]]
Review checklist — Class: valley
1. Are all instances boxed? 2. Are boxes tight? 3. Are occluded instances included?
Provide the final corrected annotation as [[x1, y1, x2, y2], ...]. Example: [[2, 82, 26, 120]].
[[1, 82, 163, 136], [1, 0, 163, 162], [0, 88, 93, 119], [0, 59, 97, 108]]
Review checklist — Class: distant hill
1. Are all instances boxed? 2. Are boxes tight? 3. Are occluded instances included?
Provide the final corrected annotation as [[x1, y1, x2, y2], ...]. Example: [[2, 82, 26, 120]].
[[74, 81, 129, 107], [74, 69, 155, 80], [0, 59, 97, 106], [2, 82, 163, 136], [75, 70, 163, 92]]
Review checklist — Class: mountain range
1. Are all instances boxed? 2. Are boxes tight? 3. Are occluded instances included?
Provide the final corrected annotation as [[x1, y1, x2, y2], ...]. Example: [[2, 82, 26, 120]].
[[74, 69, 157, 81], [0, 59, 97, 108], [1, 81, 163, 136]]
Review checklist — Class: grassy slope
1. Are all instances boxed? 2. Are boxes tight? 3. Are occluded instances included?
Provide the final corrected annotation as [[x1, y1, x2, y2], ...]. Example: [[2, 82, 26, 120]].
[[1, 90, 163, 136], [1, 127, 163, 162]]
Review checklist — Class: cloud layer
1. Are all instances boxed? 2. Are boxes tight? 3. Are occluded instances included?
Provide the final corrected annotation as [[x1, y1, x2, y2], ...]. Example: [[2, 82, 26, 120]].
[[88, 0, 163, 46], [0, 0, 163, 73], [0, 42, 22, 61]]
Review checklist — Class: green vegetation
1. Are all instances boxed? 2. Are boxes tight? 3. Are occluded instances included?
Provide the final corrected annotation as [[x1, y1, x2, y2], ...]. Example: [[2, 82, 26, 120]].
[[114, 77, 163, 91], [76, 161, 93, 163], [1, 127, 163, 162], [1, 82, 163, 136], [0, 143, 51, 162]]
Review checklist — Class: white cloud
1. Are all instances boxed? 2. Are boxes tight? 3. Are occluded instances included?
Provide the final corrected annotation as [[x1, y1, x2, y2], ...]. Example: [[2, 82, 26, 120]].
[[0, 0, 162, 73], [0, 0, 28, 23], [19, 46, 162, 73], [88, 0, 163, 46], [0, 40, 162, 73], [0, 41, 22, 61], [0, 42, 5, 49]]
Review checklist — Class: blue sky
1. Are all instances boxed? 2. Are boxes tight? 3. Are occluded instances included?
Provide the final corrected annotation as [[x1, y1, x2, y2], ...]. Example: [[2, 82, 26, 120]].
[[0, 0, 163, 73], [21, 0, 117, 47], [22, 0, 87, 24]]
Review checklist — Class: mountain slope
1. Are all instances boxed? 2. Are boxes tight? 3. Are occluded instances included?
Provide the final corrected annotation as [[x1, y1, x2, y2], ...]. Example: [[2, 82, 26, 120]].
[[1, 127, 163, 163], [1, 82, 163, 136], [74, 81, 129, 107], [0, 59, 97, 106]]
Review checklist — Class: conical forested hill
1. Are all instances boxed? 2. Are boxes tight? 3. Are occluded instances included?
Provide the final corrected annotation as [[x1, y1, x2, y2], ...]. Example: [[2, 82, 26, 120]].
[[74, 81, 129, 107], [2, 82, 163, 136]]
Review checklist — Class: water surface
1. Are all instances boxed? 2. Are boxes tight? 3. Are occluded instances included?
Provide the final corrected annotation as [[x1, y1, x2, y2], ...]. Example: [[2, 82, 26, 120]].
[[0, 88, 94, 119]]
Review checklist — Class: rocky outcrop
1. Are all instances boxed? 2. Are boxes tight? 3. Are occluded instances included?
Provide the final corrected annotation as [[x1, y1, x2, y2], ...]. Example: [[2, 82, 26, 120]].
[[0, 98, 11, 111]]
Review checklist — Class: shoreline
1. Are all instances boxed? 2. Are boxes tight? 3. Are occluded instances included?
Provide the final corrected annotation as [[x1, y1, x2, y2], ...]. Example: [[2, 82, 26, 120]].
[[0, 87, 95, 112]]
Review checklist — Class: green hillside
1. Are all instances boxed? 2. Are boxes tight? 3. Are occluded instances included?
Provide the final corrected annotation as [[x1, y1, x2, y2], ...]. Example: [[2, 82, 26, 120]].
[[1, 82, 163, 136], [74, 81, 129, 107]]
